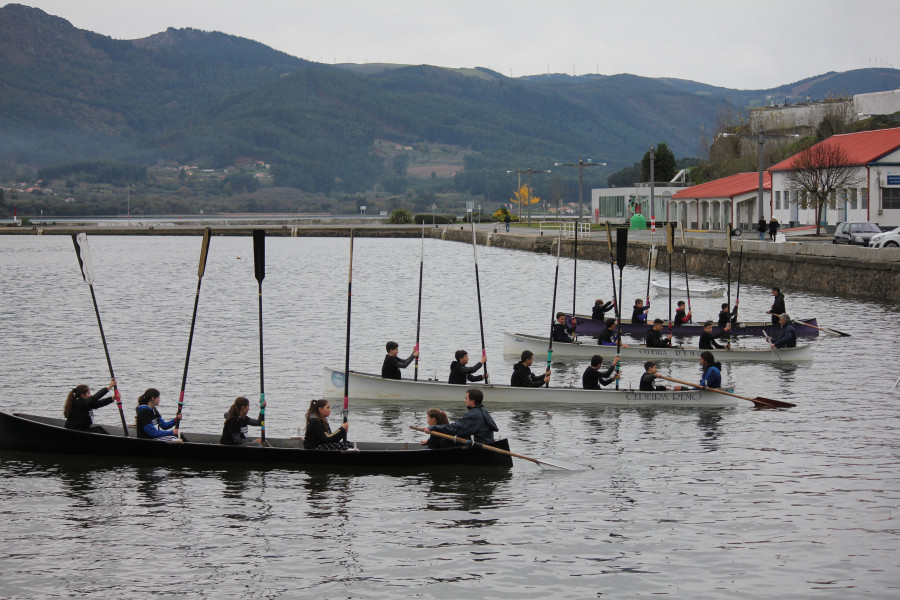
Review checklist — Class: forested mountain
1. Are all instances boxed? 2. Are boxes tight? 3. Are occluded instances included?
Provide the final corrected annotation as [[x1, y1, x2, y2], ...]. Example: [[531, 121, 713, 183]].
[[2, 3, 899, 199]]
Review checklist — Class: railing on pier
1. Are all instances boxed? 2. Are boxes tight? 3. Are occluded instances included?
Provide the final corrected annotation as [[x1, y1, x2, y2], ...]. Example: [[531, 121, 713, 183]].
[[539, 221, 591, 238]]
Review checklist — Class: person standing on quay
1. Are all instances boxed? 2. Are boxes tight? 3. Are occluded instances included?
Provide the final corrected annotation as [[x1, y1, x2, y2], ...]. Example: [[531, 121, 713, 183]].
[[757, 217, 767, 241], [766, 287, 785, 326], [504, 213, 511, 232], [768, 217, 780, 242]]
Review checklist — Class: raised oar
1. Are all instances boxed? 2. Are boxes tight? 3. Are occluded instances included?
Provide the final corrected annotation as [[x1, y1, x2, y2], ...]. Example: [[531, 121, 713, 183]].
[[545, 223, 563, 387], [726, 226, 732, 319], [644, 238, 652, 316], [680, 226, 693, 324], [175, 228, 211, 436], [605, 222, 619, 321], [667, 223, 674, 336], [252, 229, 266, 442], [470, 221, 489, 384], [413, 223, 425, 381], [657, 375, 796, 408], [342, 230, 354, 424], [572, 217, 578, 328], [615, 226, 628, 390], [409, 426, 586, 471], [732, 241, 743, 329], [72, 233, 128, 436]]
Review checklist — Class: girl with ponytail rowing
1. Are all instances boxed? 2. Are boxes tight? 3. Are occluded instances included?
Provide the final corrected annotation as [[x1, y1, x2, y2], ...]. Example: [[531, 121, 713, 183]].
[[63, 378, 117, 431]]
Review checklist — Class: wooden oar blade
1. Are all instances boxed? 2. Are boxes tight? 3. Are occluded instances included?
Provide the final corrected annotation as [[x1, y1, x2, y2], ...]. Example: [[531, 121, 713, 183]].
[[252, 229, 265, 282], [753, 397, 796, 408], [197, 228, 211, 279], [72, 232, 95, 285], [616, 226, 628, 270]]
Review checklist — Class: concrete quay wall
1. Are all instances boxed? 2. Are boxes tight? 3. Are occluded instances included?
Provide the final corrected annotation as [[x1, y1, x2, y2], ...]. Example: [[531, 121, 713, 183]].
[[439, 228, 900, 302]]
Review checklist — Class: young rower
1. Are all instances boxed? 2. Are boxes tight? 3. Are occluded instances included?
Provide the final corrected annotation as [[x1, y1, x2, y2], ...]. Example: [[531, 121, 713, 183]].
[[582, 354, 620, 390], [423, 389, 498, 444], [700, 321, 731, 350], [551, 312, 576, 343], [631, 299, 650, 325], [592, 298, 615, 321], [597, 318, 628, 347], [135, 389, 182, 441], [448, 350, 486, 385], [419, 408, 455, 448], [674, 300, 692, 327], [220, 396, 265, 446], [63, 377, 117, 431], [640, 361, 668, 391], [381, 341, 419, 380], [303, 399, 350, 450], [645, 318, 673, 348], [510, 350, 550, 387]]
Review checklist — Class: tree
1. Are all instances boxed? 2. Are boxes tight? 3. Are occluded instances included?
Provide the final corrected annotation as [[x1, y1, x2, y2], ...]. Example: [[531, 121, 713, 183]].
[[784, 143, 864, 236], [509, 184, 541, 221], [641, 143, 676, 182]]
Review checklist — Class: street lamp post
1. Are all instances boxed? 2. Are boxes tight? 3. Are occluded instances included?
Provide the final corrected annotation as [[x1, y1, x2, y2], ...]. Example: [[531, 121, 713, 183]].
[[507, 166, 551, 226], [554, 158, 606, 225], [720, 128, 800, 224]]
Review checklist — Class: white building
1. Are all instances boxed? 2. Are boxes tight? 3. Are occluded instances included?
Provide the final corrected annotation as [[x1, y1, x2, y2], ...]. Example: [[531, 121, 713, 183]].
[[670, 172, 770, 231], [590, 184, 690, 225], [767, 127, 900, 228]]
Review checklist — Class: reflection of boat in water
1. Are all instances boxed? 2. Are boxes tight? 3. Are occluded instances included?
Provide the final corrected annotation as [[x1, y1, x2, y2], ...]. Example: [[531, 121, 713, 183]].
[[0, 412, 513, 468], [323, 369, 741, 407], [651, 279, 724, 297], [567, 314, 820, 339], [503, 332, 813, 363]]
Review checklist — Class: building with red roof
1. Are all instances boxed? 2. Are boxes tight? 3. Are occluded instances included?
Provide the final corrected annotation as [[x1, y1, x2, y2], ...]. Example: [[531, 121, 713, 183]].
[[670, 172, 771, 231], [768, 127, 900, 228]]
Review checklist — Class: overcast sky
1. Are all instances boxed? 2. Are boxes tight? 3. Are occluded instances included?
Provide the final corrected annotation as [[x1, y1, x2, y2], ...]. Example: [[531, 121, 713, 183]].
[[12, 0, 898, 89]]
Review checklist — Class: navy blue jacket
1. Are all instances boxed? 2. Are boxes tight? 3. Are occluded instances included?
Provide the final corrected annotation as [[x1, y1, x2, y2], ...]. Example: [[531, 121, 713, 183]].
[[135, 405, 177, 439], [772, 322, 797, 348], [431, 405, 498, 443]]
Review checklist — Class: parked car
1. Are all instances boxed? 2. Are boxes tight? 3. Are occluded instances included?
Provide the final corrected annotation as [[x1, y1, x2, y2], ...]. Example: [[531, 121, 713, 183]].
[[832, 221, 883, 246], [869, 226, 900, 248]]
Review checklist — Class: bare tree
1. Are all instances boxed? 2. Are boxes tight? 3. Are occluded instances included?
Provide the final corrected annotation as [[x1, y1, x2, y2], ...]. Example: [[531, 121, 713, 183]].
[[785, 143, 864, 236]]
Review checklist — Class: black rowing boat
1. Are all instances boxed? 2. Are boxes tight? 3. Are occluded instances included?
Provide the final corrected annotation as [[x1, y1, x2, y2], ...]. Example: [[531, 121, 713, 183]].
[[0, 412, 513, 469]]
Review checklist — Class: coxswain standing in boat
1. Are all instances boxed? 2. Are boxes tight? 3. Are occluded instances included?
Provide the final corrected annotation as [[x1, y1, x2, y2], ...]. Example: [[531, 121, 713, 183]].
[[631, 299, 650, 325], [552, 312, 577, 343], [597, 318, 628, 347], [303, 399, 351, 450], [766, 287, 785, 326], [423, 389, 498, 444], [135, 388, 183, 442], [448, 350, 486, 385], [510, 350, 550, 387], [673, 351, 722, 391], [674, 300, 692, 327], [700, 321, 731, 350], [592, 298, 615, 321], [582, 354, 620, 390], [640, 361, 668, 391], [381, 341, 419, 380], [645, 318, 673, 348], [220, 396, 265, 446], [63, 377, 117, 431], [769, 313, 797, 349]]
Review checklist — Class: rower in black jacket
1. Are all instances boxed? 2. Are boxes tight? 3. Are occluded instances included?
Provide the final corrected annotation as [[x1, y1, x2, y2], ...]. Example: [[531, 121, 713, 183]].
[[674, 300, 691, 327], [448, 350, 486, 384], [592, 298, 615, 321], [63, 378, 117, 431], [770, 314, 797, 349], [220, 396, 264, 446], [699, 321, 731, 350], [381, 340, 419, 379], [582, 355, 620, 389], [766, 287, 786, 326], [510, 350, 550, 387], [645, 319, 673, 347], [551, 312, 576, 343]]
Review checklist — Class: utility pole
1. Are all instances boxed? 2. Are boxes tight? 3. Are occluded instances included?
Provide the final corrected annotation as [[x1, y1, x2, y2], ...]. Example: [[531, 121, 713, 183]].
[[507, 166, 551, 226], [554, 158, 606, 225]]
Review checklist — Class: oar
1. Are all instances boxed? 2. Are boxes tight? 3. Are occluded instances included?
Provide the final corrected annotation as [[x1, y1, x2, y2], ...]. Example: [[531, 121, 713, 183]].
[[657, 375, 796, 408], [615, 226, 628, 389], [605, 222, 619, 322], [71, 233, 128, 436], [175, 228, 211, 436], [762, 329, 784, 361], [726, 225, 732, 319], [342, 230, 354, 424], [680, 226, 692, 324], [409, 426, 585, 471], [470, 222, 489, 384], [545, 223, 563, 387], [644, 238, 652, 318], [795, 318, 850, 337], [667, 223, 674, 335], [730, 241, 743, 336], [572, 217, 578, 330], [253, 229, 266, 442], [413, 223, 424, 381]]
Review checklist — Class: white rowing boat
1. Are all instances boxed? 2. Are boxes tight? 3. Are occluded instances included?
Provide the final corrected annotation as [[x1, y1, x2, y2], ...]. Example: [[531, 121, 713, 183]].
[[503, 332, 813, 363], [323, 368, 741, 407], [651, 279, 724, 297]]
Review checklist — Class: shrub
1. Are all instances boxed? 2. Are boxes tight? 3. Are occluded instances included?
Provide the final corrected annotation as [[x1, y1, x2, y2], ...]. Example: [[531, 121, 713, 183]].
[[387, 208, 414, 224], [414, 213, 456, 225]]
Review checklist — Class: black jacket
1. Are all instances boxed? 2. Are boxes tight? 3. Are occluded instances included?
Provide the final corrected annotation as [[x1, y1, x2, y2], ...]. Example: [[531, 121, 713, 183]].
[[64, 388, 114, 430], [303, 415, 347, 449], [448, 360, 484, 384], [640, 372, 667, 391], [674, 308, 690, 326], [220, 412, 264, 445], [717, 309, 732, 330], [382, 352, 415, 379], [551, 321, 575, 343], [582, 364, 616, 389], [597, 328, 618, 346], [511, 361, 546, 387], [771, 293, 786, 316], [772, 321, 797, 348], [645, 328, 672, 348], [431, 405, 499, 443], [592, 301, 614, 321], [699, 330, 728, 350], [631, 302, 649, 324]]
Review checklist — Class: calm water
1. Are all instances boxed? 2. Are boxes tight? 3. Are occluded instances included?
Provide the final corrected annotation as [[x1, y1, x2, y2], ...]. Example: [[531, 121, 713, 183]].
[[0, 234, 898, 599]]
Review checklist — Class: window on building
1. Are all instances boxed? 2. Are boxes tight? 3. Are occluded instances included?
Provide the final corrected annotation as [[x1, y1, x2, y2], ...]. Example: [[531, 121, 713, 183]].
[[775, 191, 781, 209], [848, 188, 857, 210], [883, 187, 900, 210], [861, 189, 869, 209]]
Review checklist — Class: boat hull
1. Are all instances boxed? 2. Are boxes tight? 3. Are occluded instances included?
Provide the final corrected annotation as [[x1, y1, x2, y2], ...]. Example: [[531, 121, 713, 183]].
[[504, 332, 813, 363], [0, 412, 512, 468], [651, 280, 724, 297], [568, 314, 820, 339], [324, 369, 741, 407]]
